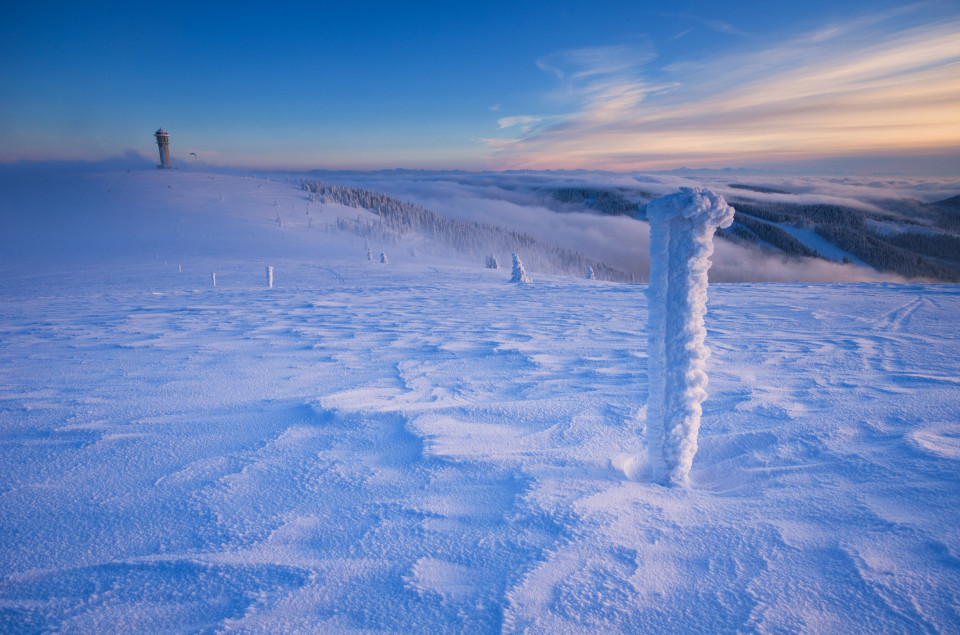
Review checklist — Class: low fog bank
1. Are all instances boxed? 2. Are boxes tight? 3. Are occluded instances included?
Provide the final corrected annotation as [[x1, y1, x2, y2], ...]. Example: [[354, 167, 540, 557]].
[[353, 178, 653, 277], [304, 169, 960, 207], [711, 241, 907, 283], [309, 171, 925, 283], [3, 162, 951, 283]]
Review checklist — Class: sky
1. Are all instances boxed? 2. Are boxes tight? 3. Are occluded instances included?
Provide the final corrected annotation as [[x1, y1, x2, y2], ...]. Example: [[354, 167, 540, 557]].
[[1, 0, 959, 173]]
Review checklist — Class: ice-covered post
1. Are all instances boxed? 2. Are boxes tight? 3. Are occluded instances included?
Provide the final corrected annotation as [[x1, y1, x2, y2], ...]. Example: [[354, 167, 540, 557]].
[[645, 187, 733, 487], [211, 272, 216, 287], [266, 266, 273, 288]]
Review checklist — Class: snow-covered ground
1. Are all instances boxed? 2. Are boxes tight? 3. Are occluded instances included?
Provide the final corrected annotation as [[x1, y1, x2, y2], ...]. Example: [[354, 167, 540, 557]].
[[1, 169, 959, 632]]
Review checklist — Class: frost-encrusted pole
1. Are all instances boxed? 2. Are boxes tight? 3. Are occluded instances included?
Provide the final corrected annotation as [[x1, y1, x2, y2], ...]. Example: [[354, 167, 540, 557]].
[[645, 187, 733, 487], [266, 266, 274, 289]]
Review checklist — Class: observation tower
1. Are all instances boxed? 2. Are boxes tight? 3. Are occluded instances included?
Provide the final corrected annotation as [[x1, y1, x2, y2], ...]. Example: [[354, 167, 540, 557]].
[[154, 128, 171, 169]]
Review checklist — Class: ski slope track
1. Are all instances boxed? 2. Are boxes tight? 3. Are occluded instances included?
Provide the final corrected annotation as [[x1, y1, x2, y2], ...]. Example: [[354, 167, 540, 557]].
[[1, 169, 958, 632]]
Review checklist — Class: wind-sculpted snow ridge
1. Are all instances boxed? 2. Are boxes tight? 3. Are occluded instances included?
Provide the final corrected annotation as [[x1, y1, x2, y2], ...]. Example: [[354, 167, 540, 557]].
[[645, 188, 734, 487], [301, 180, 636, 282]]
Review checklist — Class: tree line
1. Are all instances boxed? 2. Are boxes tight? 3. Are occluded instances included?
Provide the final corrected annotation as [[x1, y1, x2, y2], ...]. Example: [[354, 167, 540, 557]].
[[302, 181, 637, 282]]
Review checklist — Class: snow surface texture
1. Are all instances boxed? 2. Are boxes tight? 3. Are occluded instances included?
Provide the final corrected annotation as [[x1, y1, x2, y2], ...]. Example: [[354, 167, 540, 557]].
[[1, 169, 959, 632], [645, 188, 735, 487]]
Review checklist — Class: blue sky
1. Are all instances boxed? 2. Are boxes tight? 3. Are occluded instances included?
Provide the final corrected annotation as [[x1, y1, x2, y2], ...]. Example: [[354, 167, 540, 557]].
[[2, 1, 958, 172]]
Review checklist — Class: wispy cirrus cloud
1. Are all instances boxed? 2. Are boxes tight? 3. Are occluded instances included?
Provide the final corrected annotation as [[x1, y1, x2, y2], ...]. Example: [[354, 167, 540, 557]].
[[665, 14, 750, 38], [535, 42, 657, 82], [497, 115, 542, 131], [486, 11, 960, 170]]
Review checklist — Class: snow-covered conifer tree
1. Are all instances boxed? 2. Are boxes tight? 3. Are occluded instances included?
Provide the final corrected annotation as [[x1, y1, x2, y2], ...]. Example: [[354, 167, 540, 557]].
[[380, 252, 388, 264], [486, 255, 499, 269], [367, 248, 373, 261], [586, 265, 595, 280], [510, 254, 531, 283]]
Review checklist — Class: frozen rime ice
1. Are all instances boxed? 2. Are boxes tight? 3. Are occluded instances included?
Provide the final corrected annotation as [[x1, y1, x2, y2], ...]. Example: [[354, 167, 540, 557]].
[[510, 253, 531, 283], [645, 187, 734, 486]]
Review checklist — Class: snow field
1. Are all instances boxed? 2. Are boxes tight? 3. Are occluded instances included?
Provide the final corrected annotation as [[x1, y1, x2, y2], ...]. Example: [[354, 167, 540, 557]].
[[0, 170, 958, 631]]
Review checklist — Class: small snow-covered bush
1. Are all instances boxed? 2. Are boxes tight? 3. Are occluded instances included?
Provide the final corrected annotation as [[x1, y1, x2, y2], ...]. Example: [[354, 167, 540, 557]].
[[485, 255, 499, 269], [380, 252, 388, 264]]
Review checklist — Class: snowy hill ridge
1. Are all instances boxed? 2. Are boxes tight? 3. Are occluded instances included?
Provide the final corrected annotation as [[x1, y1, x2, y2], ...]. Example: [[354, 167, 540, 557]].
[[724, 199, 960, 281], [0, 168, 958, 631], [302, 180, 636, 281]]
